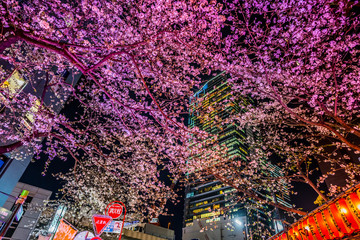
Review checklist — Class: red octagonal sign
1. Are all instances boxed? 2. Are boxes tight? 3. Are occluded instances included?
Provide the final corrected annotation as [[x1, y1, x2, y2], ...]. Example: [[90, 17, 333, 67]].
[[107, 204, 123, 219]]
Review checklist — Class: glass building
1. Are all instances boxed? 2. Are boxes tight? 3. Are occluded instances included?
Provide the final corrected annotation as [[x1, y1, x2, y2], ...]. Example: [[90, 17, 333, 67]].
[[183, 73, 291, 240]]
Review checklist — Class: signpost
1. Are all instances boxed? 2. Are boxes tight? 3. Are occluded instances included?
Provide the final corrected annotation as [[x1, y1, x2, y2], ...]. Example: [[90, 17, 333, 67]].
[[104, 201, 126, 240]]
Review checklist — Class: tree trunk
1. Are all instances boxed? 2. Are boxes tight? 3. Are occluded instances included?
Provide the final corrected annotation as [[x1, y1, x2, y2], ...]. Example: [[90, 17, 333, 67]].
[[0, 141, 24, 154]]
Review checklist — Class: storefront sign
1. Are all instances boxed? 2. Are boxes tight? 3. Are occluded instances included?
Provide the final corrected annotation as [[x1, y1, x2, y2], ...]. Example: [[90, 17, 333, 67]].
[[269, 183, 360, 240], [15, 190, 29, 204], [52, 219, 78, 240], [48, 205, 67, 234], [0, 207, 11, 223], [37, 235, 50, 240], [15, 205, 23, 221]]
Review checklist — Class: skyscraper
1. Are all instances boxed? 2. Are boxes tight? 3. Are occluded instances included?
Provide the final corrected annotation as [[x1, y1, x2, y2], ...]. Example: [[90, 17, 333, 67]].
[[183, 73, 291, 240]]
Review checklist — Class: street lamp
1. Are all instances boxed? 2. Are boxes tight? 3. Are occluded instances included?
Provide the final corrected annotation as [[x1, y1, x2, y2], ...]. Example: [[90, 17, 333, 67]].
[[235, 218, 247, 240]]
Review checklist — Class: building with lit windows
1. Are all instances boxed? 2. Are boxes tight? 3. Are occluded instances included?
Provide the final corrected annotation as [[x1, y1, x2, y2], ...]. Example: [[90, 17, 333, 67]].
[[0, 60, 81, 207], [182, 73, 292, 240], [1, 182, 52, 240]]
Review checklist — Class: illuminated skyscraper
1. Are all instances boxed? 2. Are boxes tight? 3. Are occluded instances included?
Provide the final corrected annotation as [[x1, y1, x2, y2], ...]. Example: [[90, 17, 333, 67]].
[[182, 73, 291, 240]]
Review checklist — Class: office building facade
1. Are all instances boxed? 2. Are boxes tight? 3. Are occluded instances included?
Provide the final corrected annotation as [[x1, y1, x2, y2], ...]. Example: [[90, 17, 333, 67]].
[[1, 182, 52, 240], [183, 73, 291, 240]]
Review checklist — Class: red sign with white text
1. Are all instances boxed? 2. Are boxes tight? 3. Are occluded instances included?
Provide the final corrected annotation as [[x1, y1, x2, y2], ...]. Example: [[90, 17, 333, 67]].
[[107, 204, 123, 219], [92, 215, 112, 236]]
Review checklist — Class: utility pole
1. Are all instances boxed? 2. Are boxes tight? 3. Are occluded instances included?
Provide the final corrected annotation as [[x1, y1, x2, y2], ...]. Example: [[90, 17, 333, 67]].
[[0, 190, 29, 239]]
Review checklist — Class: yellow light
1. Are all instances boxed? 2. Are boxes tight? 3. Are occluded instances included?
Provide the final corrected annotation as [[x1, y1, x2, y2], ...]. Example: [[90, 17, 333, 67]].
[[341, 208, 348, 214]]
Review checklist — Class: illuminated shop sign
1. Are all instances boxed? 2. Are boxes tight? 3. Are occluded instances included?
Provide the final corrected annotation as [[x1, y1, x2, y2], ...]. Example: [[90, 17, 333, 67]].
[[269, 184, 360, 240], [0, 207, 11, 223], [52, 219, 77, 240], [15, 205, 23, 221]]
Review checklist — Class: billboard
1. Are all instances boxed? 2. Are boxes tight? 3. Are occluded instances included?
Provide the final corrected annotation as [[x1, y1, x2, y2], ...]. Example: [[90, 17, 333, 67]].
[[0, 207, 12, 223], [52, 219, 77, 240]]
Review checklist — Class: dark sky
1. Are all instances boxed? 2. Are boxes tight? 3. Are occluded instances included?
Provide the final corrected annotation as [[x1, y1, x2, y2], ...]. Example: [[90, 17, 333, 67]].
[[19, 148, 74, 200]]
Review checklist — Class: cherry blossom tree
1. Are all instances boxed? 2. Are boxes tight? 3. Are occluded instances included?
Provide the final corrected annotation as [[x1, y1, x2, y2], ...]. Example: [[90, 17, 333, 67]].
[[182, 0, 360, 224], [1, 0, 360, 233], [207, 0, 360, 198], [0, 0, 224, 222]]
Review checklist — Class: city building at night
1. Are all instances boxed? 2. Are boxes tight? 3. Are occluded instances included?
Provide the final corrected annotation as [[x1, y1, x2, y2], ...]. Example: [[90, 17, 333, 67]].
[[0, 60, 81, 207], [183, 73, 292, 240], [1, 182, 52, 240]]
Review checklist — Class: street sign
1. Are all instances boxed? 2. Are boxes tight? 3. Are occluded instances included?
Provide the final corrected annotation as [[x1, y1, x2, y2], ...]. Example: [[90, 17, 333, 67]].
[[103, 221, 114, 233], [73, 231, 95, 240], [113, 221, 123, 233], [103, 221, 123, 233], [92, 215, 112, 236], [107, 204, 123, 219]]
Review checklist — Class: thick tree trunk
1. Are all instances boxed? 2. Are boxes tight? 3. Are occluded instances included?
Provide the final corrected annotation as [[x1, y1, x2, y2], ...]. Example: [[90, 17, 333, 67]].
[[0, 132, 48, 154]]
